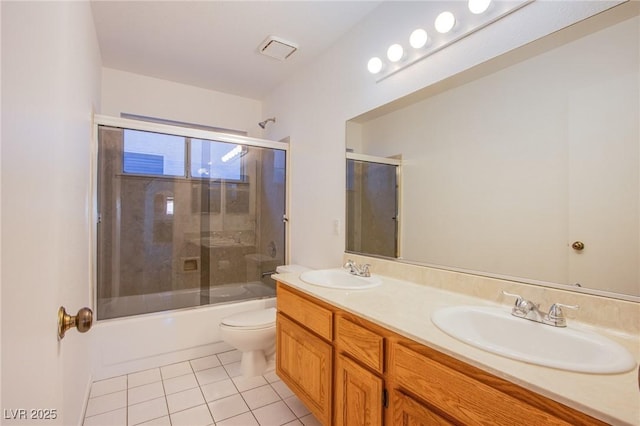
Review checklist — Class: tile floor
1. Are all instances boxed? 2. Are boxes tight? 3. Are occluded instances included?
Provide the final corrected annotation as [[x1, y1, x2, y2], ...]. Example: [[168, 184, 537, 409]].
[[83, 346, 321, 426]]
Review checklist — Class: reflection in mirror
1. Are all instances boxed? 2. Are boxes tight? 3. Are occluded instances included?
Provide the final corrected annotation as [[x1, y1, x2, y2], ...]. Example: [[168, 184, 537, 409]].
[[346, 153, 401, 258], [346, 3, 639, 300]]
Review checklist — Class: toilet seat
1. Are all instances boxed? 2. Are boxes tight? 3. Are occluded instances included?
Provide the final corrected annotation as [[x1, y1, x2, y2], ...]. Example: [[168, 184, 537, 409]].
[[220, 307, 276, 330]]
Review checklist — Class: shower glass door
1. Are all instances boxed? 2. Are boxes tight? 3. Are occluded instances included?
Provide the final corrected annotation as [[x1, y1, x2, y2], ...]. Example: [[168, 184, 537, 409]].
[[96, 123, 287, 320], [346, 158, 399, 258]]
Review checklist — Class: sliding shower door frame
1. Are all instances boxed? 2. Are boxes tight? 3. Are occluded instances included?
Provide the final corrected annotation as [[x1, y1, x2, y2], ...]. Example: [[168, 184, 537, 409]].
[[91, 114, 290, 320]]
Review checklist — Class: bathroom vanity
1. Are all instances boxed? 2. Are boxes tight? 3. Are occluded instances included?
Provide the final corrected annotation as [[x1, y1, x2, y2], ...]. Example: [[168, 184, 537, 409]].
[[274, 274, 639, 425]]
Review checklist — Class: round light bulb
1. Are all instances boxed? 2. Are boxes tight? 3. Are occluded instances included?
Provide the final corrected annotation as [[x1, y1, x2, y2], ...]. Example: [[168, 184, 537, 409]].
[[435, 11, 456, 34], [468, 0, 491, 14], [387, 44, 404, 62], [367, 57, 383, 74], [409, 29, 428, 49]]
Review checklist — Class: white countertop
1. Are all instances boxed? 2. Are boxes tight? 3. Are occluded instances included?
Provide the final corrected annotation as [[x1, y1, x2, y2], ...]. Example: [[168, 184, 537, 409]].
[[274, 272, 640, 425]]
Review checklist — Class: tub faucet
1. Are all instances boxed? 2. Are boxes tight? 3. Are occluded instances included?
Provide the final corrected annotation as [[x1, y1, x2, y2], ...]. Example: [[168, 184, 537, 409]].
[[344, 259, 371, 277]]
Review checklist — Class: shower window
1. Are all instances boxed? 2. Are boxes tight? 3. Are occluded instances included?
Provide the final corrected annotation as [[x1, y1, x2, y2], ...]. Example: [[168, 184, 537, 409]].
[[96, 122, 287, 320], [123, 129, 185, 176], [190, 139, 245, 181]]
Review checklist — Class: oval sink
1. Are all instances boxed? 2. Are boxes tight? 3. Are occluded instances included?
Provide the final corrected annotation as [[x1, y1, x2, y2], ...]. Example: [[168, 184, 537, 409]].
[[300, 268, 382, 290], [431, 306, 636, 374]]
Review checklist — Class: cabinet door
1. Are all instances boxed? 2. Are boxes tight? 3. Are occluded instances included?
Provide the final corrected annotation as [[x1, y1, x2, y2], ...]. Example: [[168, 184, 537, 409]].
[[277, 313, 332, 425], [335, 353, 383, 426], [391, 391, 453, 426]]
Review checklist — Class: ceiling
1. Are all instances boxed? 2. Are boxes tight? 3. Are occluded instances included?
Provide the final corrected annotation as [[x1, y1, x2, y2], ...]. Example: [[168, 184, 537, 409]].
[[91, 1, 382, 100]]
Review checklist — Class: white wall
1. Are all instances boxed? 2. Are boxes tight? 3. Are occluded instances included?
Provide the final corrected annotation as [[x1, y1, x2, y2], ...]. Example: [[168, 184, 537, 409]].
[[262, 1, 621, 269], [101, 68, 263, 138], [1, 2, 101, 424]]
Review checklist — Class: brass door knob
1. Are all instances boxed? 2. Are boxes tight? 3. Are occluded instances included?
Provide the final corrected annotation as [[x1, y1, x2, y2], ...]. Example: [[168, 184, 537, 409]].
[[571, 241, 585, 251], [58, 306, 93, 340]]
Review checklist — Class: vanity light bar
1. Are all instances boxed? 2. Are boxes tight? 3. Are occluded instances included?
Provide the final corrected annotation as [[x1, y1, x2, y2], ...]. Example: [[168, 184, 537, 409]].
[[368, 0, 534, 82]]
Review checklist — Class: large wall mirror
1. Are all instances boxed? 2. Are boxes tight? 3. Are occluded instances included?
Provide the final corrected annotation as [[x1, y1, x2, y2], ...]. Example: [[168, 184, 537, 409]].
[[346, 3, 639, 301]]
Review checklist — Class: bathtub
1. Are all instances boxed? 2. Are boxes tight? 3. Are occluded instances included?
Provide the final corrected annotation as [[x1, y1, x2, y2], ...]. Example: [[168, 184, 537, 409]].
[[97, 282, 275, 320], [90, 282, 276, 380]]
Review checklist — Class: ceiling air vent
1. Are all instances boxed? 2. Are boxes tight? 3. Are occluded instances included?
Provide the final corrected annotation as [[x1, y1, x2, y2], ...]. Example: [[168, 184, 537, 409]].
[[258, 36, 298, 61]]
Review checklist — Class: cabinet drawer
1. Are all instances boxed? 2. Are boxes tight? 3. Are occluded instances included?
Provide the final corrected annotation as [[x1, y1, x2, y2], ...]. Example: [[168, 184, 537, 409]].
[[336, 315, 384, 373], [390, 343, 572, 426], [277, 283, 333, 341], [391, 390, 453, 426]]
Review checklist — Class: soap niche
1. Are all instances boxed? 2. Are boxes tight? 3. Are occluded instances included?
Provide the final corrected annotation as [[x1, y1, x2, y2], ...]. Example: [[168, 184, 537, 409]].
[[181, 257, 199, 273]]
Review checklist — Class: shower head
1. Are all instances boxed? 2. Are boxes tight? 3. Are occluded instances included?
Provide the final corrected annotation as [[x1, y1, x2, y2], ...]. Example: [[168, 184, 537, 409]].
[[258, 117, 276, 129]]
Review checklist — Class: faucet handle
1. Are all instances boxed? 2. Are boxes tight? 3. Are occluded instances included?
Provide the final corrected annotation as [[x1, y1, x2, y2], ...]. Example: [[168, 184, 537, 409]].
[[360, 264, 371, 277], [502, 290, 525, 306], [502, 291, 537, 316], [545, 303, 580, 327], [502, 290, 522, 300], [548, 302, 579, 317]]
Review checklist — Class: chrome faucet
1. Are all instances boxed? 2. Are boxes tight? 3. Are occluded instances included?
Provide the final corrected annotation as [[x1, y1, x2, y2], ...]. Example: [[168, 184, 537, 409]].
[[543, 303, 580, 327], [502, 291, 579, 327], [344, 259, 371, 277]]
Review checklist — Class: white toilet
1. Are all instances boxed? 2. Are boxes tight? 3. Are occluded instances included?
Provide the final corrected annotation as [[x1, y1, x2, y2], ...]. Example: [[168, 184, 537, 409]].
[[219, 307, 277, 377], [219, 265, 310, 377]]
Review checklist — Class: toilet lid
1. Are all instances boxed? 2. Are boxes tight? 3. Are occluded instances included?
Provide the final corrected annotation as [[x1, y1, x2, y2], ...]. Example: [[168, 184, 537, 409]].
[[221, 307, 276, 327]]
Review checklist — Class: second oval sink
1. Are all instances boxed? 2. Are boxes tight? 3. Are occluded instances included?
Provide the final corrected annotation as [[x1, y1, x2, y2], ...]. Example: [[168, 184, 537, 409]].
[[300, 268, 382, 290], [431, 306, 636, 374]]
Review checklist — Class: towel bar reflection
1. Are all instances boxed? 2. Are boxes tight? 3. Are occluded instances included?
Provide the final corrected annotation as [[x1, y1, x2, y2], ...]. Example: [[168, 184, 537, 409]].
[[58, 306, 93, 340]]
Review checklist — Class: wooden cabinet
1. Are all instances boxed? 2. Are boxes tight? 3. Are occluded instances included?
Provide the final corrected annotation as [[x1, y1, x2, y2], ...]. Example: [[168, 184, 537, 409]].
[[276, 312, 332, 425], [335, 315, 384, 374], [390, 342, 578, 425], [276, 283, 334, 425], [276, 282, 606, 426], [390, 391, 453, 426], [334, 353, 383, 426]]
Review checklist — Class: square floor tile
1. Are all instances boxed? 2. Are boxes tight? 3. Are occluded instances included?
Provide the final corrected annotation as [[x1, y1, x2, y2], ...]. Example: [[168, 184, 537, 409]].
[[86, 390, 127, 417], [207, 394, 249, 422], [283, 421, 303, 426], [169, 404, 213, 426], [232, 375, 267, 392], [163, 373, 198, 395], [242, 385, 280, 410], [252, 400, 296, 426], [128, 381, 165, 405], [127, 397, 168, 426], [283, 395, 311, 418], [262, 370, 280, 384], [216, 411, 259, 426], [200, 378, 239, 402], [160, 362, 192, 380], [90, 376, 127, 398], [270, 380, 294, 399], [83, 407, 126, 426], [299, 413, 322, 426], [136, 416, 171, 426], [166, 387, 205, 414], [190, 354, 221, 372], [223, 361, 242, 378], [195, 366, 229, 386], [217, 350, 242, 365], [128, 368, 161, 388]]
